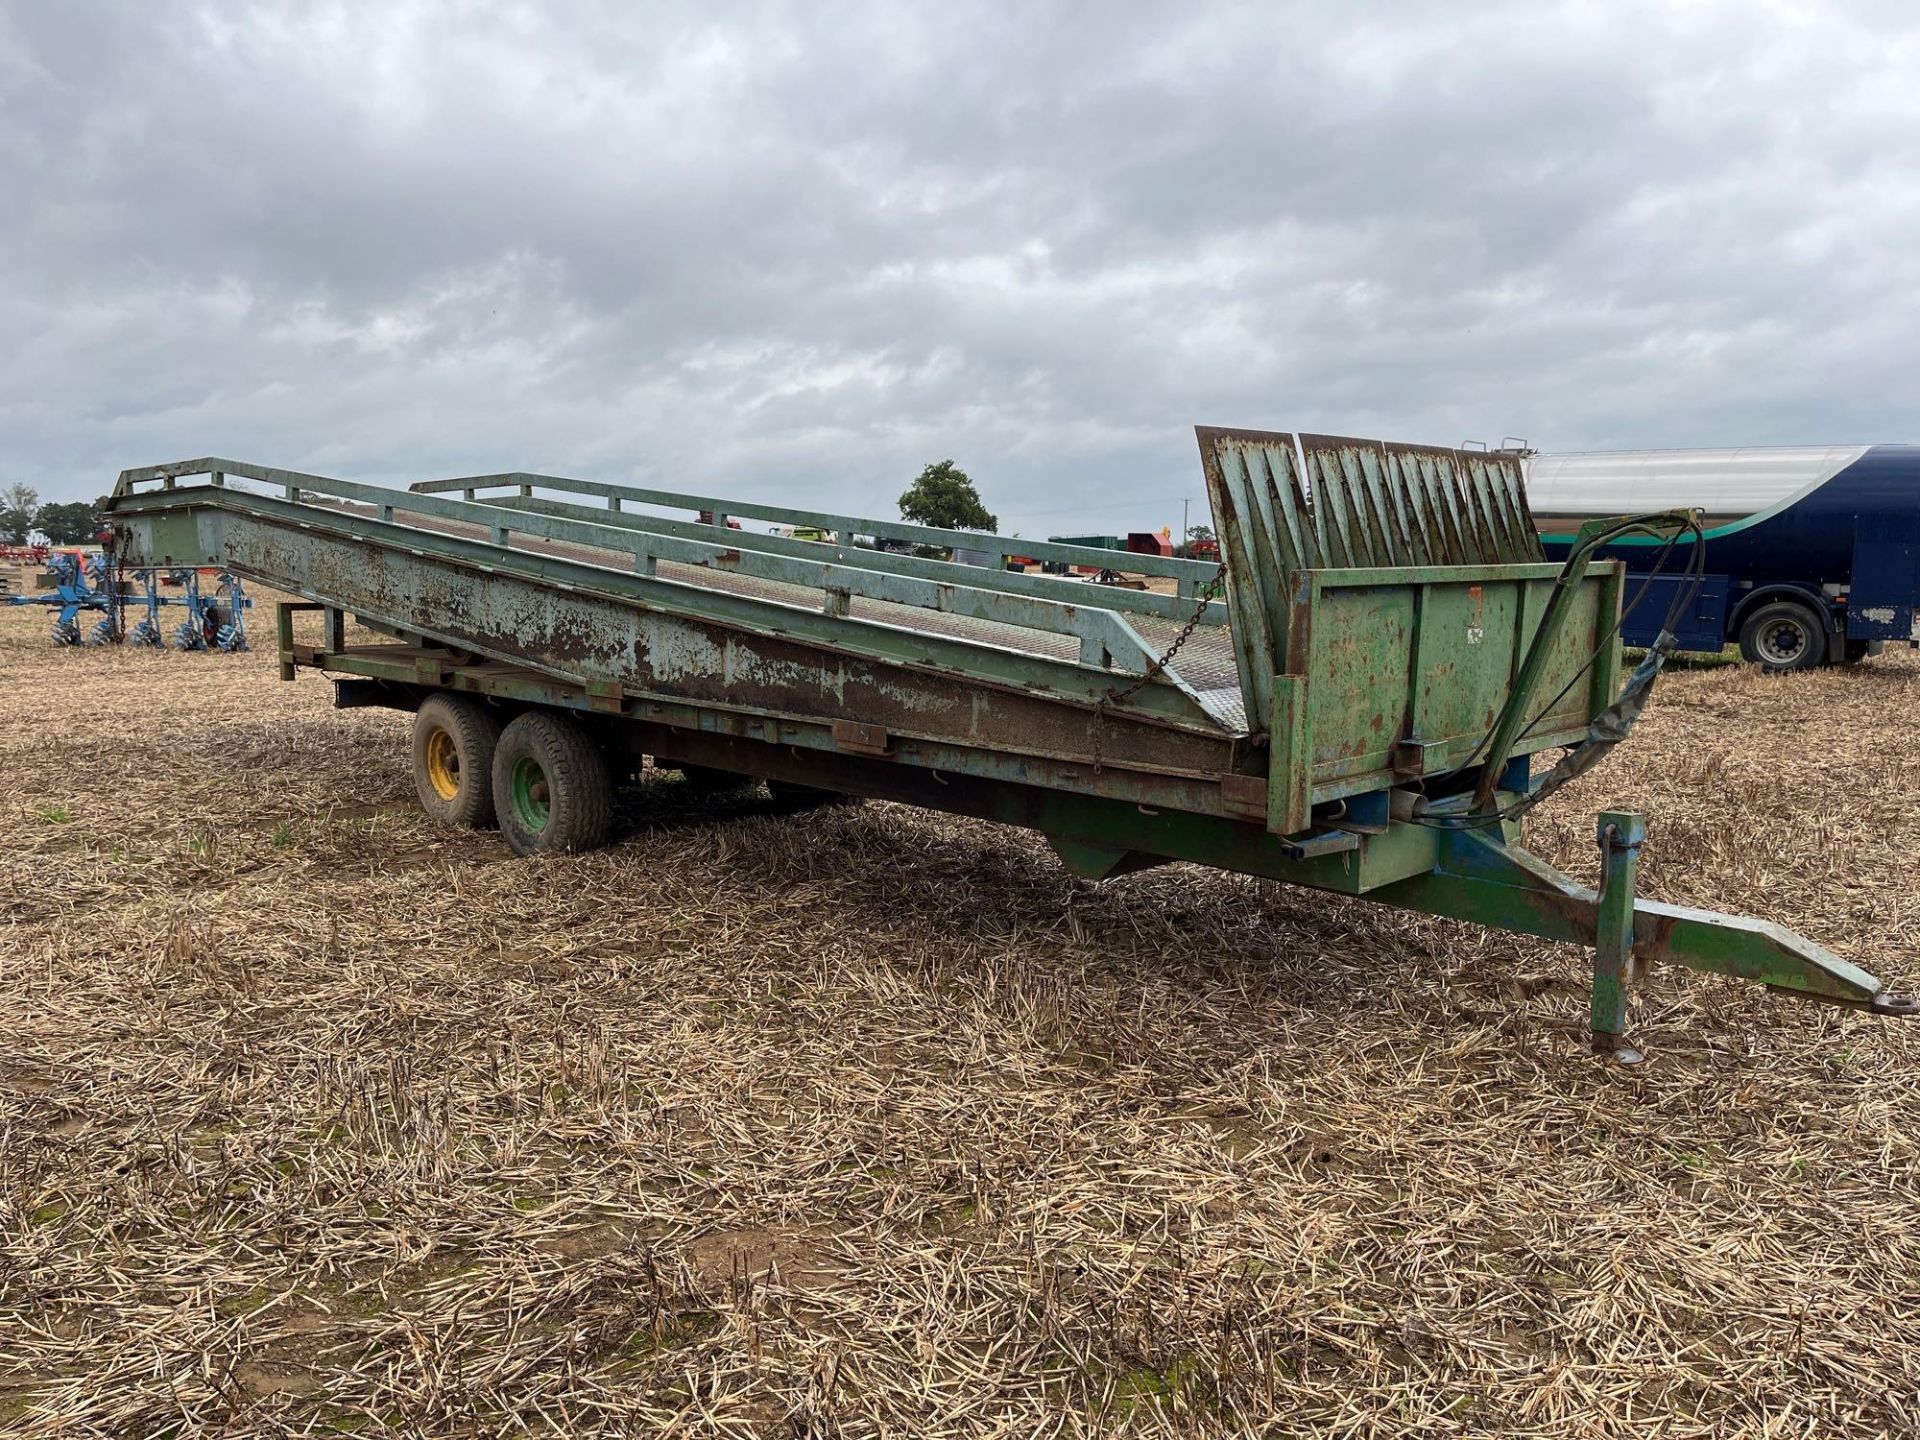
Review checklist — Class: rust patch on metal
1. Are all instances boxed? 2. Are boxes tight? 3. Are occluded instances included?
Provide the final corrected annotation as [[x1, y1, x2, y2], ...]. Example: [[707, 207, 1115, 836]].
[[832, 719, 892, 757], [1219, 773, 1268, 819]]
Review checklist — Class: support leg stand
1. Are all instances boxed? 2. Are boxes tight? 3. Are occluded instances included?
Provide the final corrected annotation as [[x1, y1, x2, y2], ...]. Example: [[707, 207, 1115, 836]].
[[1592, 810, 1647, 1064]]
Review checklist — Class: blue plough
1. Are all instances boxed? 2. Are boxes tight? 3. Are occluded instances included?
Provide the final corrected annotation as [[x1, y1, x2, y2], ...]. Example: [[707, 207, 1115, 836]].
[[4, 553, 250, 651]]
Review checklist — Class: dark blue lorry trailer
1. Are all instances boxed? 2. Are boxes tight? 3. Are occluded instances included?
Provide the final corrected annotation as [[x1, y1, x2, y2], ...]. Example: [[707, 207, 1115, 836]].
[[1529, 445, 1920, 669]]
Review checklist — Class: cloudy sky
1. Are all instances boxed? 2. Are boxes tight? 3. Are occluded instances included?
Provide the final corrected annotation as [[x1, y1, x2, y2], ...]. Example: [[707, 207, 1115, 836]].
[[3, 1, 1917, 537]]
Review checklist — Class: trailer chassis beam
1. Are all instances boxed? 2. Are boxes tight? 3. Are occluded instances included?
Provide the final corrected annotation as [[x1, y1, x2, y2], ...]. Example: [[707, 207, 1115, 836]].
[[704, 728, 1915, 1044], [321, 661, 1914, 1050], [1369, 817, 1916, 1050]]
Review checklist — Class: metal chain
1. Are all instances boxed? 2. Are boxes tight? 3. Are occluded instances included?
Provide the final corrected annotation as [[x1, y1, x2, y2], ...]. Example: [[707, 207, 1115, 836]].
[[1090, 566, 1226, 771]]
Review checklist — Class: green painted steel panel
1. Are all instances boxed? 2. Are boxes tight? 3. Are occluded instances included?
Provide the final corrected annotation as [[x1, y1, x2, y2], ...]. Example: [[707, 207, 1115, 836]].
[[1291, 567, 1613, 803], [1405, 579, 1521, 750], [1307, 584, 1416, 768]]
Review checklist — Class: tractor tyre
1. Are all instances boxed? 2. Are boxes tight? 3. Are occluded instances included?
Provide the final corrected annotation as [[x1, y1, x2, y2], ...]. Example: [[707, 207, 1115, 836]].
[[492, 711, 613, 856], [412, 694, 502, 830]]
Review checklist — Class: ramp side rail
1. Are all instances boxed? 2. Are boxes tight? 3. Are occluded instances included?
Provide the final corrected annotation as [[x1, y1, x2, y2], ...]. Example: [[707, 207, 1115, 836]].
[[111, 459, 1241, 731], [410, 471, 1225, 595]]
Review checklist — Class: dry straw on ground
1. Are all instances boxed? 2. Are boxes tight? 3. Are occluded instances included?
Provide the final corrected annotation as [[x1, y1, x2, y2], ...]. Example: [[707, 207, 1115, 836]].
[[1, 602, 1917, 1437]]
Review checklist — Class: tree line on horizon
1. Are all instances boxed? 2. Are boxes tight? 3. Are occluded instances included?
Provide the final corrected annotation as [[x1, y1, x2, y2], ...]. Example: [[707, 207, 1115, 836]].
[[0, 484, 108, 547]]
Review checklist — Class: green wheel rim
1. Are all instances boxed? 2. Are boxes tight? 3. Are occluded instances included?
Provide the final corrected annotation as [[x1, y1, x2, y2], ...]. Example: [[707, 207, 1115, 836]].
[[510, 755, 551, 831]]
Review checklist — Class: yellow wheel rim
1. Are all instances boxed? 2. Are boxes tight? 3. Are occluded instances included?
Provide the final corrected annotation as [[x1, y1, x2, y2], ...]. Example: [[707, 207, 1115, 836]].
[[425, 727, 461, 801]]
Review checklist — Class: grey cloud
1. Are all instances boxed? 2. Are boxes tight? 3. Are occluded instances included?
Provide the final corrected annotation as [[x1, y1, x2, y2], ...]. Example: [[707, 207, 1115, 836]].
[[3, 0, 1917, 542]]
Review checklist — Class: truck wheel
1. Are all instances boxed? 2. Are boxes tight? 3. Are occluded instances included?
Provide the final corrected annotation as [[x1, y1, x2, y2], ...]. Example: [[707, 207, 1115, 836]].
[[492, 711, 613, 856], [1738, 602, 1826, 672], [412, 695, 502, 829]]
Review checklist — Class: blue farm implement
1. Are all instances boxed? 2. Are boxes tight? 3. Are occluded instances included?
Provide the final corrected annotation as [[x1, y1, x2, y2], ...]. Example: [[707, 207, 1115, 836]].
[[4, 552, 251, 650]]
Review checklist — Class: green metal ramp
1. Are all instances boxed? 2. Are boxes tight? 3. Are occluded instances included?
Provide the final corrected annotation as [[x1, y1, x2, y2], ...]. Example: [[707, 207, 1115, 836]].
[[100, 431, 1915, 1058]]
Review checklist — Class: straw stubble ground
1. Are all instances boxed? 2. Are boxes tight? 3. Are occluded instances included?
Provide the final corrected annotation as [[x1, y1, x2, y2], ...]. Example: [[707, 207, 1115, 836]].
[[1, 603, 1917, 1437]]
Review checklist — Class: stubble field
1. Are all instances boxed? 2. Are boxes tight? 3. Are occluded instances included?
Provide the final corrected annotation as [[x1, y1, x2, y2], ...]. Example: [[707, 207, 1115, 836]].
[[2, 602, 1918, 1437]]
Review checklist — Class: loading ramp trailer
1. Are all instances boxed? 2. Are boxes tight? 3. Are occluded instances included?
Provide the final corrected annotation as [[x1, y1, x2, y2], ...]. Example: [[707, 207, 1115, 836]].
[[103, 429, 1916, 1060]]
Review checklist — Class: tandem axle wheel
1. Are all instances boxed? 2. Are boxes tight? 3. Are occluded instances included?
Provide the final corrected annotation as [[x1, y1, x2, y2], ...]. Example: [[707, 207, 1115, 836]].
[[410, 694, 501, 830], [490, 711, 613, 857], [407, 696, 863, 859], [410, 701, 613, 855]]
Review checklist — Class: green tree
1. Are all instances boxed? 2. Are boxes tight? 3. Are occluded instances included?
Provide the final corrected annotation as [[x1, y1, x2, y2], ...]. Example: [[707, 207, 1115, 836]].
[[0, 483, 39, 544], [899, 461, 996, 532], [1177, 522, 1217, 559], [35, 501, 100, 545]]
